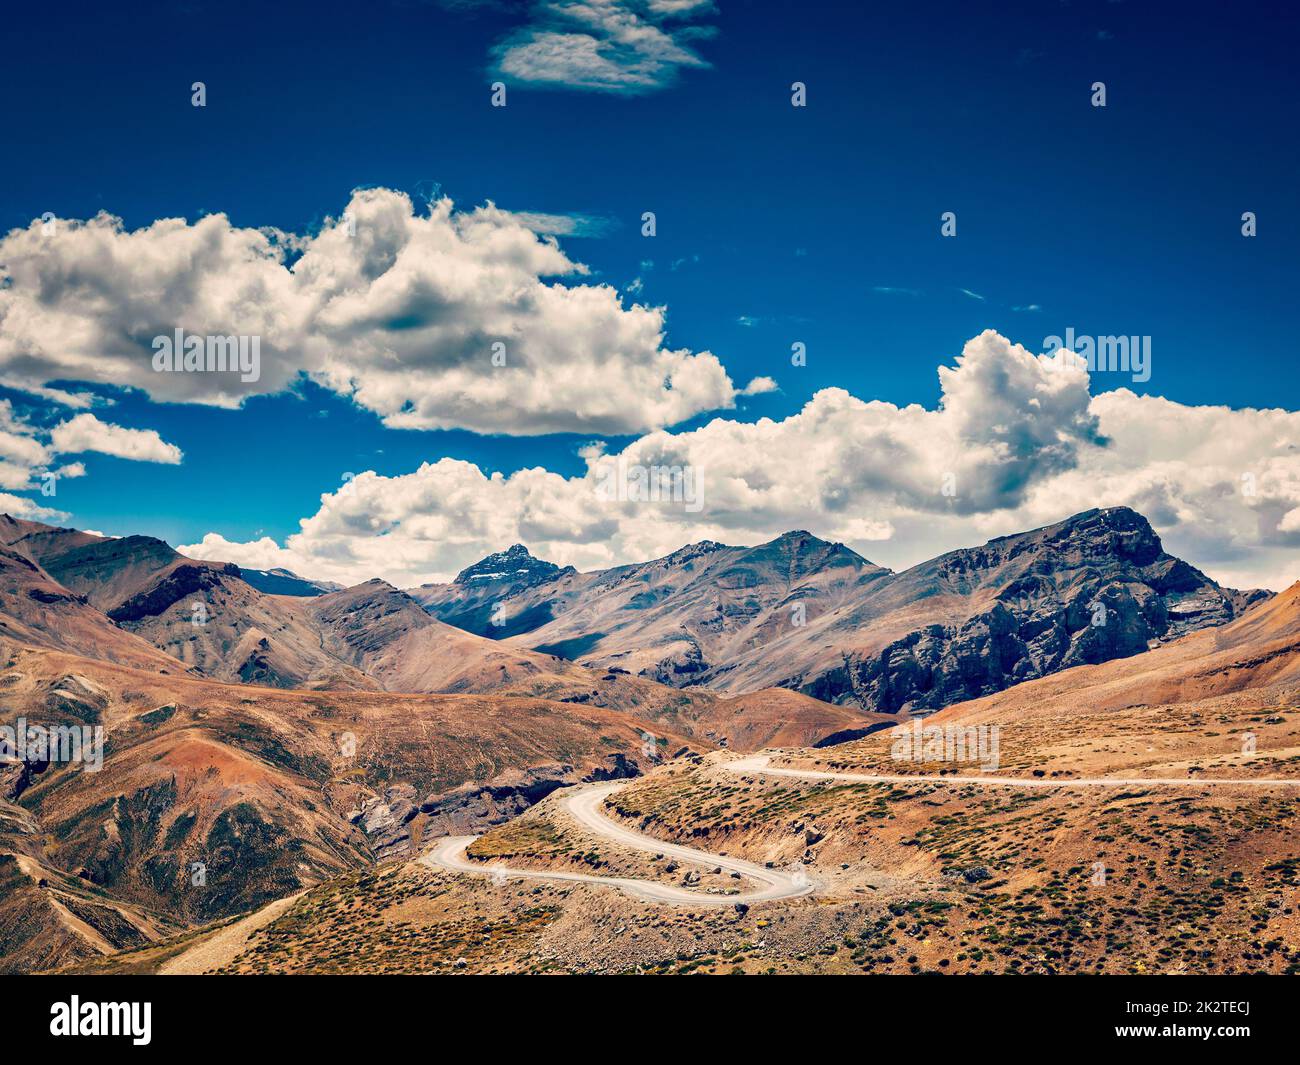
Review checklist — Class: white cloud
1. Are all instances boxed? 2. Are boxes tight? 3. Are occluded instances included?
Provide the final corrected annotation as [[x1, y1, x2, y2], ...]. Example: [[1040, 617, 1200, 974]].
[[0, 492, 67, 523], [0, 400, 52, 490], [181, 330, 1300, 593], [49, 414, 183, 464], [490, 0, 715, 94], [184, 460, 612, 584], [739, 376, 777, 396], [0, 188, 761, 435], [0, 398, 177, 509]]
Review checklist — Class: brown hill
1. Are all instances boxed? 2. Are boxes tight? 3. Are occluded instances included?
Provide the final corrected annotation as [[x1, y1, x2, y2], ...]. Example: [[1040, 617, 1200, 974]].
[[302, 578, 585, 694], [699, 688, 890, 751], [0, 544, 180, 673], [1, 518, 865, 753], [0, 639, 705, 971], [1, 516, 363, 687]]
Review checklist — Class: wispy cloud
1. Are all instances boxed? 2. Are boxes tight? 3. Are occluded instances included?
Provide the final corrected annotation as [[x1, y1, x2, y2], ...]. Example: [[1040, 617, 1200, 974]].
[[872, 285, 920, 296], [490, 0, 717, 95], [958, 287, 986, 302], [1012, 303, 1042, 312], [511, 210, 617, 238]]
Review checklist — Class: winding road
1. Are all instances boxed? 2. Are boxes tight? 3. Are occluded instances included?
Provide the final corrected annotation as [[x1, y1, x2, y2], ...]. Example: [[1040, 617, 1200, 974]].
[[723, 753, 1300, 788], [422, 781, 815, 906], [424, 753, 1300, 908]]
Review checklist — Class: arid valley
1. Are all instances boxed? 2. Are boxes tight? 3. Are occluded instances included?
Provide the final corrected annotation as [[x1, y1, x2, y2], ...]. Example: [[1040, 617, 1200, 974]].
[[3, 506, 1297, 976]]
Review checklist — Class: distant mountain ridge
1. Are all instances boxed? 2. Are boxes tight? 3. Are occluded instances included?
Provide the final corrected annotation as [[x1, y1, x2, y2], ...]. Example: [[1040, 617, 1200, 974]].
[[412, 508, 1274, 716], [0, 514, 866, 753], [1, 508, 1277, 722], [413, 529, 891, 676], [239, 567, 341, 597]]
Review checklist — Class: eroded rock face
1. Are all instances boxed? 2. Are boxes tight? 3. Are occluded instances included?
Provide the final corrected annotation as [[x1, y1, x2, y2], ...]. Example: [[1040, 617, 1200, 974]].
[[107, 562, 237, 624], [802, 508, 1269, 714], [350, 783, 422, 861], [0, 757, 41, 802], [582, 753, 640, 781], [349, 766, 578, 858], [352, 754, 656, 859]]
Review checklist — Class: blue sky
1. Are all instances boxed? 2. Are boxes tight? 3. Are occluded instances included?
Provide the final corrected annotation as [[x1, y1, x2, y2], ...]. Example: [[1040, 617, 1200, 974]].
[[1, 0, 1298, 587]]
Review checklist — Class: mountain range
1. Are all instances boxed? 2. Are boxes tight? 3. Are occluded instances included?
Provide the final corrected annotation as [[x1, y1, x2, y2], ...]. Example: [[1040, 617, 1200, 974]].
[[0, 504, 1286, 973], [414, 507, 1270, 713], [48, 569, 1300, 976]]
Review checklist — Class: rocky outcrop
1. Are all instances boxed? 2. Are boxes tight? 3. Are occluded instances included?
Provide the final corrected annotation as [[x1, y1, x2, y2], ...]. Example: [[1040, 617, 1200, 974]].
[[582, 753, 641, 781], [350, 766, 581, 857], [351, 754, 654, 859], [349, 783, 423, 861], [107, 562, 237, 623], [799, 508, 1270, 713]]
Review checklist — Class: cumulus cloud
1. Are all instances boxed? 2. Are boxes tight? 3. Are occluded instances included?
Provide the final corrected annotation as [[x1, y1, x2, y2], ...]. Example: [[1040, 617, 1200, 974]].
[[0, 188, 760, 435], [50, 414, 183, 465], [0, 401, 180, 500], [0, 212, 302, 408], [490, 0, 716, 94], [0, 492, 67, 523], [181, 330, 1300, 593], [738, 376, 777, 396], [0, 400, 52, 490], [184, 459, 612, 584]]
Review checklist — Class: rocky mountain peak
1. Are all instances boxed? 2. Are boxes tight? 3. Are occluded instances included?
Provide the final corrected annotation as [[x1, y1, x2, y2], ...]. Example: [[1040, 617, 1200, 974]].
[[747, 530, 876, 574], [454, 544, 568, 588], [1043, 506, 1163, 565]]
